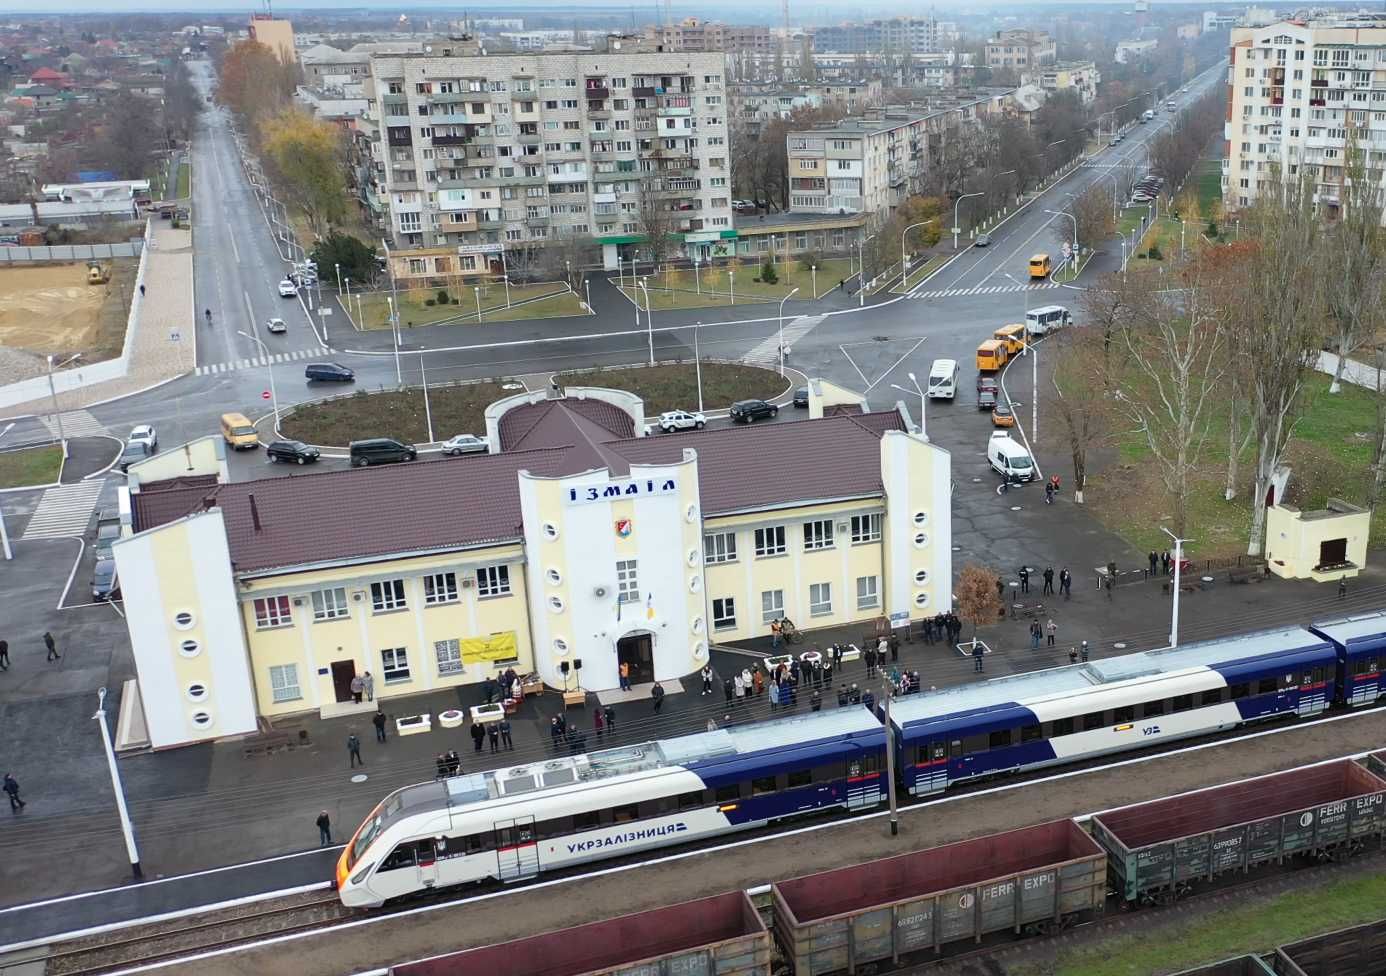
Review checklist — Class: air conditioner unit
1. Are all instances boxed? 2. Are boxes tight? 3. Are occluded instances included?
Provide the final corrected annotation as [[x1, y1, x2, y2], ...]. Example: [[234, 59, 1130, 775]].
[[462, 577, 474, 588], [594, 584, 608, 598]]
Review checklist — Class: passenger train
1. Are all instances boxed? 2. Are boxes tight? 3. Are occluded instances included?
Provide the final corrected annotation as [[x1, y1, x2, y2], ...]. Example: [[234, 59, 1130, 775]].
[[337, 611, 1386, 907]]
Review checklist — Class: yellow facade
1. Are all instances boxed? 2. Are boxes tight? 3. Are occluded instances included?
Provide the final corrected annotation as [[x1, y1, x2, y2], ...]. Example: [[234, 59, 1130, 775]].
[[1265, 501, 1369, 583]]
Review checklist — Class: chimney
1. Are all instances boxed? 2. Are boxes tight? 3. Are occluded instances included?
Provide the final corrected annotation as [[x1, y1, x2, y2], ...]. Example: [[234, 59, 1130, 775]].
[[248, 492, 261, 532], [201, 495, 216, 511]]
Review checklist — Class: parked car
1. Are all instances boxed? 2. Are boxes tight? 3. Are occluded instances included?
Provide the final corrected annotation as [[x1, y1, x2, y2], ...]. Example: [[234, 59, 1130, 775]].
[[93, 519, 121, 560], [793, 387, 809, 408], [729, 399, 778, 424], [305, 362, 355, 383], [127, 424, 157, 453], [977, 387, 997, 410], [349, 437, 417, 467], [441, 434, 489, 455], [91, 558, 120, 602], [974, 233, 992, 247], [655, 410, 706, 433], [265, 440, 321, 464], [266, 317, 287, 335], [117, 441, 151, 472], [991, 402, 1016, 428], [277, 278, 298, 297]]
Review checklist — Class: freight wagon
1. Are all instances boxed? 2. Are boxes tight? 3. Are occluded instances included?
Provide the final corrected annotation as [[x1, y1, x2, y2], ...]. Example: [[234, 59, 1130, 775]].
[[1170, 958, 1275, 976], [387, 890, 771, 976], [771, 820, 1105, 975], [1367, 749, 1386, 780], [1091, 760, 1386, 904], [1271, 916, 1386, 976]]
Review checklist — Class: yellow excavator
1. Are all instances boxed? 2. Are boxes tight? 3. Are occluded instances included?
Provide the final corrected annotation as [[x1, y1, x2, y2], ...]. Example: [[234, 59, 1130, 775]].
[[86, 260, 110, 285]]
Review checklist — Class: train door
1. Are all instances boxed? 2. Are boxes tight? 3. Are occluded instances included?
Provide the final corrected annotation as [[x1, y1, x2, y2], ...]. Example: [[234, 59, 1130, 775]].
[[415, 837, 438, 890], [494, 816, 539, 881], [846, 751, 882, 811], [918, 740, 948, 794]]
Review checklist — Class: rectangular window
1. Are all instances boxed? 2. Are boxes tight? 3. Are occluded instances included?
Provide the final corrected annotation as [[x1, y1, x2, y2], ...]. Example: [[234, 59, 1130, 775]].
[[754, 525, 786, 557], [751, 776, 776, 796], [850, 513, 882, 543], [311, 587, 349, 621], [435, 639, 463, 676], [1229, 683, 1250, 699], [809, 582, 832, 617], [253, 595, 292, 629], [703, 532, 737, 564], [803, 519, 834, 551], [1020, 724, 1043, 743], [616, 559, 639, 603], [268, 663, 301, 703], [787, 769, 812, 789], [1257, 677, 1278, 695], [423, 572, 458, 605], [677, 790, 704, 811], [988, 728, 1013, 749], [761, 589, 784, 623], [1052, 716, 1075, 736], [477, 564, 511, 597], [856, 575, 879, 610], [714, 784, 740, 804], [1141, 700, 1165, 718], [712, 597, 736, 630], [1081, 711, 1105, 731], [381, 647, 411, 683], [1202, 688, 1224, 706], [371, 579, 407, 612], [1113, 705, 1135, 723]]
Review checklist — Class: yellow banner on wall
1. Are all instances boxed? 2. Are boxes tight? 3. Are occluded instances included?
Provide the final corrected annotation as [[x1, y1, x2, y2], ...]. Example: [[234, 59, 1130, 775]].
[[461, 632, 518, 664]]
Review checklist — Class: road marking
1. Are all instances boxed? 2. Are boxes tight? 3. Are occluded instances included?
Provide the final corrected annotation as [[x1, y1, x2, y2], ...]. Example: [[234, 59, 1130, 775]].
[[909, 283, 1059, 301], [229, 229, 240, 265], [37, 410, 105, 439], [195, 348, 330, 377], [742, 315, 826, 367], [21, 481, 104, 540]]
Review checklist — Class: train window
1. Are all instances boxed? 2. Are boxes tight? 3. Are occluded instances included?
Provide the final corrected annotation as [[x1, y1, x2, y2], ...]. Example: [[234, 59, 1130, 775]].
[[464, 833, 488, 853], [573, 810, 600, 831], [612, 803, 640, 824], [1020, 724, 1042, 743], [714, 784, 740, 803], [1081, 711, 1104, 731], [988, 729, 1012, 749], [677, 790, 705, 811], [950, 740, 963, 757], [1229, 683, 1250, 699], [787, 769, 812, 789], [1257, 677, 1277, 695], [1312, 666, 1326, 684], [1052, 717, 1074, 737], [1172, 694, 1193, 712], [1141, 700, 1165, 718], [1201, 688, 1223, 706], [537, 817, 571, 839], [1112, 706, 1134, 724], [812, 765, 838, 783], [860, 754, 881, 774], [751, 776, 777, 796], [962, 733, 989, 753], [380, 843, 418, 872]]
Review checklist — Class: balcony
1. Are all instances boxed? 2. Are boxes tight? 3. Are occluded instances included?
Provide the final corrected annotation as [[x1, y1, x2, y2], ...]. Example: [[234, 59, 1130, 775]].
[[498, 173, 547, 186], [633, 86, 657, 98], [658, 104, 692, 117], [1311, 78, 1328, 88], [440, 214, 479, 233], [587, 106, 611, 119], [584, 86, 610, 100], [432, 134, 470, 147], [517, 132, 541, 144], [526, 214, 550, 226], [478, 218, 504, 231]]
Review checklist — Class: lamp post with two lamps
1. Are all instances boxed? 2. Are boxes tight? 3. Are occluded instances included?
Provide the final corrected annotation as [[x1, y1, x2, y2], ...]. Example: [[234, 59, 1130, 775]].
[[46, 352, 82, 456], [639, 279, 654, 366], [777, 287, 800, 377], [890, 371, 928, 441], [951, 192, 983, 250], [237, 329, 280, 430], [900, 218, 937, 288]]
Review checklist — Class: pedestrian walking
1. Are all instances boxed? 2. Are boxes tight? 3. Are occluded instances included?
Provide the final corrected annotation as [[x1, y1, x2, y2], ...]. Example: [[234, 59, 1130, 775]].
[[350, 674, 364, 703], [1030, 621, 1042, 649], [470, 721, 486, 753], [1339, 576, 1348, 600], [723, 676, 734, 704], [593, 705, 605, 740], [3, 774, 23, 812], [487, 723, 500, 753], [1149, 550, 1159, 577], [0, 639, 8, 671], [372, 708, 387, 743], [550, 716, 564, 750], [316, 811, 332, 846], [138, 284, 145, 297], [362, 672, 374, 701], [700, 664, 713, 695], [603, 704, 616, 734], [1046, 618, 1057, 647], [1080, 640, 1090, 662], [347, 733, 364, 768], [1045, 480, 1055, 505], [1059, 568, 1072, 599], [1018, 566, 1030, 594], [499, 718, 513, 750], [972, 644, 984, 672], [43, 631, 59, 662], [619, 661, 631, 691], [1042, 566, 1054, 596], [651, 682, 665, 713]]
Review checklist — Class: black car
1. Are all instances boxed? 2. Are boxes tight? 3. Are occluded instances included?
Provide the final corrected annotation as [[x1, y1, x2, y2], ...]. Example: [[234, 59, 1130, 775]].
[[977, 387, 997, 410], [793, 387, 809, 408], [91, 558, 120, 601], [349, 437, 417, 467], [266, 440, 321, 465], [305, 362, 355, 383], [729, 399, 778, 424], [118, 441, 151, 472]]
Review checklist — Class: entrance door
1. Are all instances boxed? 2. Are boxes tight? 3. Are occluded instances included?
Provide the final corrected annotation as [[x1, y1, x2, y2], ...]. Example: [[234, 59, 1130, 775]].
[[616, 633, 654, 686], [846, 751, 883, 811], [494, 817, 539, 881], [1319, 538, 1347, 568], [416, 838, 438, 890], [331, 660, 357, 702]]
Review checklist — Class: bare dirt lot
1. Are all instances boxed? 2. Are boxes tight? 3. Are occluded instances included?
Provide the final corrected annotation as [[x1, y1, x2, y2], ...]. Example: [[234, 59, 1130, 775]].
[[0, 259, 137, 381]]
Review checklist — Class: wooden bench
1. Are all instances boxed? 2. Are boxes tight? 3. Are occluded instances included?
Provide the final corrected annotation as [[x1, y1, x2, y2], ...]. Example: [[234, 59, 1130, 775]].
[[1011, 603, 1046, 621], [1227, 565, 1265, 584], [242, 732, 298, 758]]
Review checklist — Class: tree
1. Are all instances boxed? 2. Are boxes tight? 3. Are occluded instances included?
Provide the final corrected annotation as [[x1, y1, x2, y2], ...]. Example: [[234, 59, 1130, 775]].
[[1322, 130, 1386, 395], [260, 108, 349, 236], [309, 232, 377, 289], [955, 563, 1003, 649], [1049, 327, 1112, 504], [216, 39, 295, 132], [636, 170, 673, 269], [163, 61, 202, 146], [1072, 184, 1115, 258], [95, 91, 157, 180]]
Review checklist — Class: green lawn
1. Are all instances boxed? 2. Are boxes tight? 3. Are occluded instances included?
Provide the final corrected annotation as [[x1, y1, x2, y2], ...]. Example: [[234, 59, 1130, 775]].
[[558, 363, 788, 415], [175, 159, 191, 200], [1010, 868, 1386, 976], [357, 283, 583, 330], [618, 257, 857, 309], [0, 445, 63, 488], [1194, 157, 1222, 216], [890, 254, 951, 295]]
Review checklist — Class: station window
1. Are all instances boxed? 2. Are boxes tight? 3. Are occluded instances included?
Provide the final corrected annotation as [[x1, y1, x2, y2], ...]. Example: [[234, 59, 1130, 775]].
[[371, 579, 408, 612]]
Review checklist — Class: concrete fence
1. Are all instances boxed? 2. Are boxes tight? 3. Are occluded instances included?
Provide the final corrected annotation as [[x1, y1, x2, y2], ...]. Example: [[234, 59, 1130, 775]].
[[0, 240, 144, 263]]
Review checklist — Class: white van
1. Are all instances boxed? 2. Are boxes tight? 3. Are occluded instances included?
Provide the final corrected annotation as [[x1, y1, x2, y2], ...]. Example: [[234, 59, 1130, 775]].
[[1025, 305, 1072, 336], [988, 431, 1036, 482], [927, 358, 958, 399]]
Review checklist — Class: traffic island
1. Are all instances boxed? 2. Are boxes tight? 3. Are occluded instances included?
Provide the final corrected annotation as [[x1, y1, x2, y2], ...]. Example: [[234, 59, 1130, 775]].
[[556, 362, 789, 416], [0, 444, 64, 489]]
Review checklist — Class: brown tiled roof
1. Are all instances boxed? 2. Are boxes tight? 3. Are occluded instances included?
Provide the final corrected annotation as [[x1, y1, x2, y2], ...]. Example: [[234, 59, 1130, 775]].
[[497, 397, 634, 452]]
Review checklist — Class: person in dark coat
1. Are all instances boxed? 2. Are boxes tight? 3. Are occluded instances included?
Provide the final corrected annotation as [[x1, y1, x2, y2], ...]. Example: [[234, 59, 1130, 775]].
[[1018, 566, 1030, 594], [347, 733, 364, 768], [550, 716, 564, 749], [470, 721, 486, 753], [723, 676, 734, 704], [1162, 551, 1172, 575], [499, 719, 513, 750], [481, 676, 497, 704], [0, 639, 9, 670], [435, 754, 448, 780], [3, 774, 24, 812], [1043, 566, 1055, 596], [1059, 568, 1072, 599], [603, 704, 616, 733], [822, 658, 833, 687], [447, 750, 461, 775], [565, 726, 580, 754], [972, 643, 985, 672], [593, 706, 605, 740], [316, 811, 332, 845], [1149, 550, 1159, 577], [651, 682, 665, 712], [487, 723, 500, 753], [372, 708, 387, 743], [43, 631, 59, 662], [837, 684, 850, 707]]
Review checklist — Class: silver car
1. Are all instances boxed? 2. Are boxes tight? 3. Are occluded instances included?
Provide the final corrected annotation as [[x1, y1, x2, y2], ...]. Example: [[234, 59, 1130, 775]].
[[442, 434, 488, 456]]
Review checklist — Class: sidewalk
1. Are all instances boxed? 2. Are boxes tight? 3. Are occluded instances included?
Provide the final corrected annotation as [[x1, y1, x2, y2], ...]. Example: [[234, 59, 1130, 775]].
[[2, 222, 195, 417]]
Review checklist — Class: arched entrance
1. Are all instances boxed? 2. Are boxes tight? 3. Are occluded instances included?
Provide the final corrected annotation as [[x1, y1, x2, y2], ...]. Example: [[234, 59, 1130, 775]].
[[616, 631, 654, 686]]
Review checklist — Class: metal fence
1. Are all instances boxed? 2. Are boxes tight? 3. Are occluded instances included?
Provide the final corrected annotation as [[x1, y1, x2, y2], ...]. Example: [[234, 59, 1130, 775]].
[[0, 241, 144, 263]]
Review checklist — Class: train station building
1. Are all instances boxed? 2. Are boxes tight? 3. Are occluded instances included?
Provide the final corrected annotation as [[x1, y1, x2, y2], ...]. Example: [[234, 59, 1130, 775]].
[[112, 384, 951, 749]]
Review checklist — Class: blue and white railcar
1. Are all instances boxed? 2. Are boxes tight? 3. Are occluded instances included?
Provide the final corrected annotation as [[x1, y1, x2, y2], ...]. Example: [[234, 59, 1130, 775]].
[[1311, 611, 1386, 708], [891, 626, 1336, 796], [337, 708, 884, 907]]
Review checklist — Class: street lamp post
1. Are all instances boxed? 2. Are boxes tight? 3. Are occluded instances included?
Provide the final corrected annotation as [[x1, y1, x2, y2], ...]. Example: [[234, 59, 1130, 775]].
[[693, 255, 701, 295], [900, 218, 937, 288], [856, 232, 875, 307], [583, 278, 591, 313], [729, 269, 735, 306], [693, 321, 704, 414], [1004, 273, 1038, 445], [46, 352, 81, 457], [237, 330, 280, 430], [384, 296, 401, 384], [951, 192, 983, 250], [639, 279, 654, 366], [1162, 527, 1191, 648], [1044, 208, 1079, 279], [419, 352, 434, 443], [95, 687, 142, 879], [777, 287, 800, 376], [890, 370, 928, 441], [334, 263, 342, 294], [503, 274, 511, 309], [811, 264, 817, 299], [473, 285, 482, 324]]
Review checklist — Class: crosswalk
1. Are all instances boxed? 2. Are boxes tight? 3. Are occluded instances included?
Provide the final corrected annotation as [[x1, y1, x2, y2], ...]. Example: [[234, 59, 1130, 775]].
[[909, 282, 1063, 300], [21, 481, 104, 540], [37, 410, 105, 439], [744, 314, 827, 368], [196, 346, 331, 377]]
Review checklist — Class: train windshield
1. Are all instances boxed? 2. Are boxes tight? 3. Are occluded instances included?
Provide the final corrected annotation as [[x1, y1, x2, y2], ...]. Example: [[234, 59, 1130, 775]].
[[348, 795, 401, 868]]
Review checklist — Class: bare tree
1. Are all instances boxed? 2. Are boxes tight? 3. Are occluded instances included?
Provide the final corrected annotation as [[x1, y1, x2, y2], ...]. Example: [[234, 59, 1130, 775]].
[[1049, 327, 1112, 504], [1323, 130, 1386, 394], [636, 169, 673, 270], [1071, 183, 1115, 257], [955, 563, 1004, 649]]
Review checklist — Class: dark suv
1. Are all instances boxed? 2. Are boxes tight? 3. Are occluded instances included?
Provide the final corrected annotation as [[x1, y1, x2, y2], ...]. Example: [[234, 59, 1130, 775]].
[[729, 399, 778, 424], [349, 438, 417, 467], [305, 362, 355, 383]]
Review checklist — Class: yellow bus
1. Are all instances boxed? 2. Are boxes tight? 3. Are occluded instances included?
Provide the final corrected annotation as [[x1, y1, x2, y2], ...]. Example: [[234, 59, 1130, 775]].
[[976, 339, 1009, 372], [1028, 253, 1051, 279], [994, 324, 1027, 356]]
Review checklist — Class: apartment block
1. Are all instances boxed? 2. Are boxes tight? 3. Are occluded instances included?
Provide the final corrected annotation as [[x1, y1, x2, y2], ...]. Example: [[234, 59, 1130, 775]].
[[366, 43, 733, 270], [731, 80, 882, 136], [814, 17, 946, 55], [642, 18, 773, 59], [1224, 19, 1386, 218], [247, 14, 296, 65], [985, 29, 1056, 71], [1028, 60, 1102, 105], [1114, 38, 1159, 63]]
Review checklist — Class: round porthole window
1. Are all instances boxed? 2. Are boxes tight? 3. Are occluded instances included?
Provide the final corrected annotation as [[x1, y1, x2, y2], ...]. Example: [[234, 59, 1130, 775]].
[[173, 610, 195, 630], [546, 567, 563, 586], [186, 683, 208, 703], [553, 637, 569, 654], [178, 639, 201, 658], [685, 503, 698, 524], [686, 548, 699, 567], [691, 616, 705, 635], [914, 592, 930, 608], [542, 522, 560, 541], [693, 641, 708, 661], [913, 510, 928, 527], [914, 568, 930, 586], [688, 575, 702, 594], [547, 595, 565, 614], [190, 710, 213, 729], [913, 532, 929, 549]]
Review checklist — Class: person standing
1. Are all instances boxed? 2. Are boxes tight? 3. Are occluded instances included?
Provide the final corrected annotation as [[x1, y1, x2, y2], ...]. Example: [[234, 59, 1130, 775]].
[[1043, 566, 1054, 596], [1162, 551, 1172, 576], [470, 721, 486, 754], [1018, 566, 1030, 595], [733, 670, 745, 705], [723, 675, 735, 705], [752, 668, 764, 697], [361, 671, 374, 702], [1046, 618, 1057, 647], [487, 723, 500, 753], [603, 703, 616, 734], [1149, 550, 1159, 577], [499, 718, 513, 750], [1059, 567, 1072, 600], [768, 679, 780, 711], [651, 681, 665, 713], [700, 664, 713, 696], [372, 708, 387, 743], [593, 705, 605, 741], [43, 631, 59, 662], [3, 774, 24, 812], [0, 639, 8, 671], [770, 618, 783, 650], [550, 717, 564, 750], [972, 644, 984, 672], [350, 674, 364, 704], [1029, 620, 1042, 649], [316, 811, 332, 846], [618, 661, 631, 691], [1080, 640, 1090, 662], [347, 733, 364, 768]]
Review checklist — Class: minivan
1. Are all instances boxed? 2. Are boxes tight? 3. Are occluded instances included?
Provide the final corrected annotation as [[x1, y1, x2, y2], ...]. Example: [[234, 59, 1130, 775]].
[[1025, 305, 1072, 336], [988, 431, 1035, 482], [927, 359, 958, 400], [1028, 254, 1051, 280], [220, 412, 259, 450], [349, 438, 417, 467], [305, 362, 355, 383]]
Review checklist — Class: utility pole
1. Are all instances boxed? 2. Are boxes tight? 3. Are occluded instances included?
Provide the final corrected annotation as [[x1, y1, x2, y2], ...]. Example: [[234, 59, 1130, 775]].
[[882, 679, 898, 836], [95, 687, 142, 879], [1162, 527, 1190, 648]]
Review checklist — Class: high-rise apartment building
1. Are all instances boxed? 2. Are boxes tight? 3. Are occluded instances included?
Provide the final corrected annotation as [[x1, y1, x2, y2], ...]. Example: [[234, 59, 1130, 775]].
[[366, 44, 733, 270], [814, 17, 945, 55], [248, 14, 296, 65], [642, 18, 774, 58], [984, 29, 1056, 71], [1224, 19, 1386, 217]]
